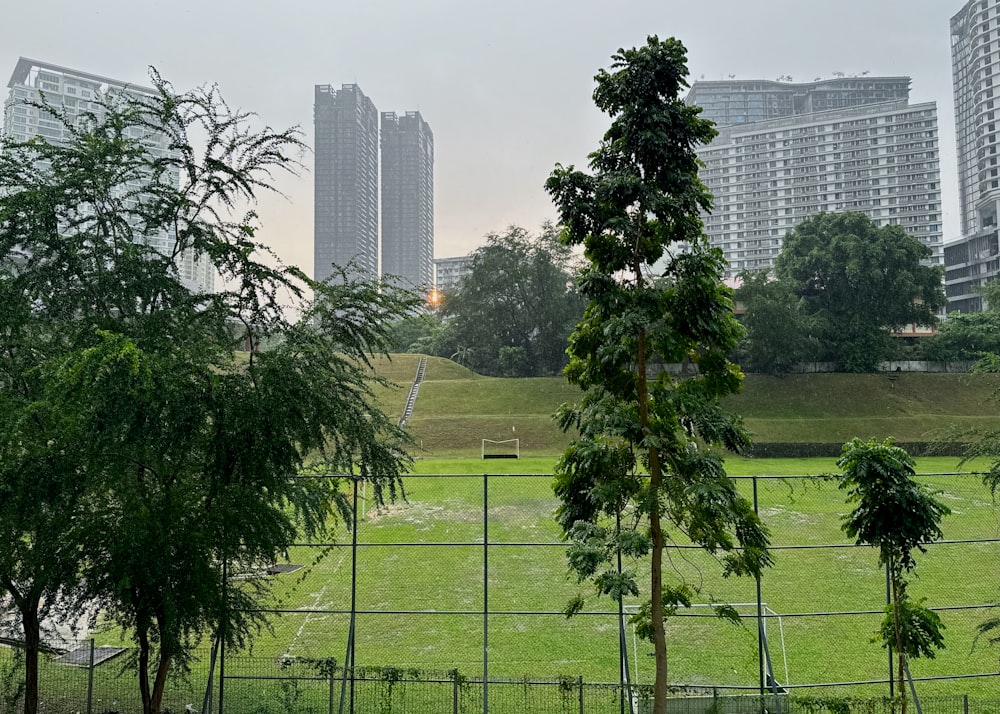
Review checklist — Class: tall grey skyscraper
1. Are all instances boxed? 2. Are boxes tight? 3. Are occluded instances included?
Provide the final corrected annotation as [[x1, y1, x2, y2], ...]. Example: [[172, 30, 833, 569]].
[[945, 0, 1000, 312], [380, 111, 434, 289], [952, 0, 999, 237], [688, 77, 943, 278], [313, 84, 379, 283], [3, 58, 215, 293]]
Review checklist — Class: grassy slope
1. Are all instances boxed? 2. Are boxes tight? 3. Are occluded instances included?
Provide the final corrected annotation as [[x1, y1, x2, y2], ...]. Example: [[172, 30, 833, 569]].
[[376, 357, 1000, 457]]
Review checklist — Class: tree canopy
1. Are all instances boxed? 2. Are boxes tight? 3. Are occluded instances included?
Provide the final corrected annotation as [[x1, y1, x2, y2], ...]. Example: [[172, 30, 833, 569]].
[[0, 73, 414, 714], [774, 212, 945, 372], [734, 270, 819, 374], [545, 36, 770, 714], [396, 223, 585, 376]]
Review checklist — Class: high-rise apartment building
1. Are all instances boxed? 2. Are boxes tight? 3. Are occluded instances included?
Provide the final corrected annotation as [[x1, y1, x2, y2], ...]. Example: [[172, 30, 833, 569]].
[[381, 111, 434, 289], [687, 77, 912, 128], [3, 58, 214, 293], [945, 0, 1000, 312], [433, 255, 473, 295], [688, 78, 942, 278], [314, 84, 380, 283]]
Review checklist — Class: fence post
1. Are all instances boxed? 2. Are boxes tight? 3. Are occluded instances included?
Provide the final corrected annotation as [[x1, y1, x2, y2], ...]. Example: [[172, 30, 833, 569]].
[[616, 510, 630, 714], [483, 472, 489, 714], [86, 639, 95, 714], [753, 475, 765, 696], [328, 667, 336, 714], [885, 563, 893, 699], [453, 674, 459, 714], [219, 555, 227, 714], [578, 676, 584, 714], [963, 694, 969, 714]]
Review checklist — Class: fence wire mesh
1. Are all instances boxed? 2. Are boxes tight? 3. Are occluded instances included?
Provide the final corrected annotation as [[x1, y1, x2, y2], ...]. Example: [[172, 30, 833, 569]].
[[2, 472, 1000, 714]]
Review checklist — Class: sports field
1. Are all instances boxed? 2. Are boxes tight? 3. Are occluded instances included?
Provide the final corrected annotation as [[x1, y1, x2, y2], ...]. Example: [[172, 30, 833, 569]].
[[209, 453, 1000, 705], [14, 358, 1000, 713]]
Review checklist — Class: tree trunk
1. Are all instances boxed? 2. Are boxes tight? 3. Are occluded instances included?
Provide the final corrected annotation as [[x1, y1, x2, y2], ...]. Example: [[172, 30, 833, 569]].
[[637, 322, 669, 714], [149, 651, 172, 714], [21, 603, 40, 714], [890, 564, 907, 714], [138, 625, 154, 714], [138, 613, 173, 714]]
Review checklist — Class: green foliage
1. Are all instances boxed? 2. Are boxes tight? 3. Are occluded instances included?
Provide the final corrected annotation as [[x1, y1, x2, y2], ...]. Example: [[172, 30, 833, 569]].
[[629, 585, 694, 643], [923, 280, 1000, 364], [924, 311, 1000, 363], [876, 599, 946, 660], [0, 71, 415, 714], [838, 437, 950, 574], [438, 224, 585, 377], [386, 312, 445, 354], [545, 36, 770, 711], [838, 437, 949, 711], [774, 212, 946, 373], [735, 270, 820, 374]]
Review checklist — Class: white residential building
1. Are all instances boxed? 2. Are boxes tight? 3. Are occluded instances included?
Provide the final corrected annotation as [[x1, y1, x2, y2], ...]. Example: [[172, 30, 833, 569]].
[[695, 100, 943, 278], [3, 58, 214, 293]]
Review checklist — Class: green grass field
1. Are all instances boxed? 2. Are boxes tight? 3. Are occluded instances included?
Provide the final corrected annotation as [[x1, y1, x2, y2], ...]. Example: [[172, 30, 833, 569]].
[[210, 460, 1000, 704], [11, 358, 1000, 713]]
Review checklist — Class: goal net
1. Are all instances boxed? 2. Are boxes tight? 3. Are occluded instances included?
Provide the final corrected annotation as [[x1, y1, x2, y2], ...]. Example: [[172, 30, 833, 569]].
[[482, 438, 520, 459]]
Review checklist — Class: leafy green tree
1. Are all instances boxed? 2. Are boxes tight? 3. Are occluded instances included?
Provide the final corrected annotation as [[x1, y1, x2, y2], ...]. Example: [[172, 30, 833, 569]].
[[775, 212, 945, 372], [387, 311, 445, 353], [545, 36, 771, 713], [0, 289, 88, 714], [922, 309, 1000, 362], [924, 280, 1000, 363], [441, 223, 585, 376], [735, 270, 819, 374], [0, 74, 414, 714], [838, 438, 949, 713]]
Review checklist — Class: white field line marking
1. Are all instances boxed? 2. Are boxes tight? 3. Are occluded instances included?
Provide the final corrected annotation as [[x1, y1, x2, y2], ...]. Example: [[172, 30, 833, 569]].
[[283, 549, 348, 657]]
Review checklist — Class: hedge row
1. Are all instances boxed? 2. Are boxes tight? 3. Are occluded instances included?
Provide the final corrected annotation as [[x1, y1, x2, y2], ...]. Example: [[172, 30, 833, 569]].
[[745, 442, 971, 459]]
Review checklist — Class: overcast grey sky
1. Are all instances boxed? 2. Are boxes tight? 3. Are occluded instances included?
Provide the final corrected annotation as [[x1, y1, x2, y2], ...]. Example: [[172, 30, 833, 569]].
[[2, 0, 962, 276]]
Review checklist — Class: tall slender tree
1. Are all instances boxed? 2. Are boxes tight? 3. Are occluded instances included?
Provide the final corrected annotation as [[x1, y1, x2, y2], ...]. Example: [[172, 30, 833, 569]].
[[545, 36, 771, 713], [839, 438, 949, 714]]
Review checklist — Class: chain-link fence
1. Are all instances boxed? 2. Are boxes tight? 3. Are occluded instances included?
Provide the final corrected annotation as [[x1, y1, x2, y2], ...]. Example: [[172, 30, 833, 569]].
[[3, 472, 999, 714]]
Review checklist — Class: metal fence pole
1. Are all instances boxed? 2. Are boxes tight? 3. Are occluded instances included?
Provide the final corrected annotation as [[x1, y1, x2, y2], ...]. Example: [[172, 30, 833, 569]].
[[202, 636, 220, 714], [885, 563, 893, 699], [483, 472, 489, 714], [616, 510, 629, 714], [219, 556, 227, 714], [578, 675, 584, 714], [350, 477, 359, 714], [86, 639, 94, 714], [328, 667, 336, 714], [754, 475, 765, 696], [340, 476, 360, 714], [453, 674, 460, 714]]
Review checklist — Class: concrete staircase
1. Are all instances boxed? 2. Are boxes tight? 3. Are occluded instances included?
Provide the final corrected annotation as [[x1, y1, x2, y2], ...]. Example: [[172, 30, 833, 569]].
[[398, 356, 428, 427]]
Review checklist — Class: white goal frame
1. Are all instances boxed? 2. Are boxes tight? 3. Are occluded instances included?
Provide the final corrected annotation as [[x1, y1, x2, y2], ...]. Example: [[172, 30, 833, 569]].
[[622, 602, 788, 690], [481, 438, 520, 459]]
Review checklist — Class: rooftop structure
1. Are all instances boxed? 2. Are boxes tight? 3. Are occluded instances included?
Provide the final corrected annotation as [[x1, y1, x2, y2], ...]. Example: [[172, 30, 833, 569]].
[[686, 76, 912, 128]]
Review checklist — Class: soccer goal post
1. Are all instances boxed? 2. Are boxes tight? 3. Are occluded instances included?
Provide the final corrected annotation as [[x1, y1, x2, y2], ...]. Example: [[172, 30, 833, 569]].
[[482, 438, 519, 459]]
